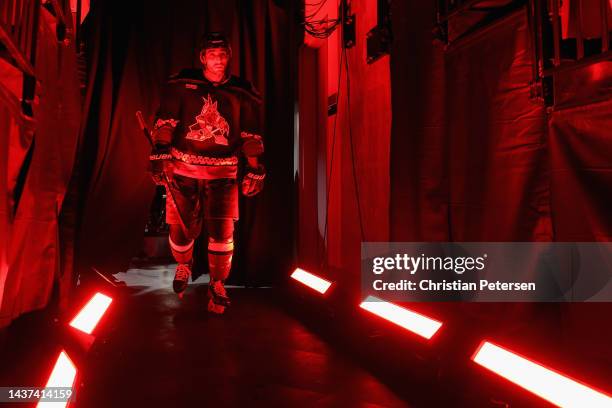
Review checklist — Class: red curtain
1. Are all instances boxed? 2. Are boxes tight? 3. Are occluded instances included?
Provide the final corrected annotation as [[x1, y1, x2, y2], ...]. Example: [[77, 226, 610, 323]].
[[549, 97, 612, 241], [391, 6, 612, 244], [0, 10, 81, 327], [444, 11, 552, 241]]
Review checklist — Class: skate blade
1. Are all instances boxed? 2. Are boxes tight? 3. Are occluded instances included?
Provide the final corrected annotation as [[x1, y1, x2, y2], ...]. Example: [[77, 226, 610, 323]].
[[207, 299, 226, 314], [211, 297, 231, 307]]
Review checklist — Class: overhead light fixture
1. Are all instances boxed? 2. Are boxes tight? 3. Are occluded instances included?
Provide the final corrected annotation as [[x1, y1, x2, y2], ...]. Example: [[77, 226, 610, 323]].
[[290, 268, 333, 294], [359, 295, 443, 340], [472, 341, 612, 407], [69, 292, 112, 335], [37, 351, 77, 407]]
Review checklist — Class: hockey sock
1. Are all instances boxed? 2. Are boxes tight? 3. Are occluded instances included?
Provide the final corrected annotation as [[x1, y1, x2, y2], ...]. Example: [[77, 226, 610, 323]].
[[169, 236, 194, 264], [208, 240, 234, 281]]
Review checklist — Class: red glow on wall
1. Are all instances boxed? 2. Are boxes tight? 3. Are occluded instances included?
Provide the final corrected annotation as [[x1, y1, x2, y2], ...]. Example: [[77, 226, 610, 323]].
[[472, 341, 612, 407]]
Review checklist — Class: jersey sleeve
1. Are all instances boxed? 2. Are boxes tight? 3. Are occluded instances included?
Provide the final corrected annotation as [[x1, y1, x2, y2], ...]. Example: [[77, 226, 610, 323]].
[[240, 82, 264, 158], [152, 81, 180, 147]]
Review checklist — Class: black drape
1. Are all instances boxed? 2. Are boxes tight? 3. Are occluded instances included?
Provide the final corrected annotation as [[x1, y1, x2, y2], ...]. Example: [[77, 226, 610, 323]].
[[76, 0, 296, 285]]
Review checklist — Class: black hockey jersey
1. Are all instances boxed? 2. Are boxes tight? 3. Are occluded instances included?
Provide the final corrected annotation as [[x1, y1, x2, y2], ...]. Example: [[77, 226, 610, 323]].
[[153, 69, 264, 179]]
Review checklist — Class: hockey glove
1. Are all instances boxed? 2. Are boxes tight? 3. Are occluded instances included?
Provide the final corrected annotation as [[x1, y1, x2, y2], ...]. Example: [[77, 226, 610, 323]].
[[149, 143, 171, 185], [241, 164, 265, 197]]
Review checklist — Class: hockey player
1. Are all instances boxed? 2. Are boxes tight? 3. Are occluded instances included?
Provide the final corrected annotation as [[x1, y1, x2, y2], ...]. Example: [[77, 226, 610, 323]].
[[149, 33, 265, 314]]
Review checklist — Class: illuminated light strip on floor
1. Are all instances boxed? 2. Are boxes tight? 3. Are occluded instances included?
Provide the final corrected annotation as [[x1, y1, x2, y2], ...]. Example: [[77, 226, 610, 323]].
[[359, 295, 443, 340], [37, 351, 77, 408], [69, 292, 113, 335], [290, 268, 333, 294], [472, 341, 612, 407]]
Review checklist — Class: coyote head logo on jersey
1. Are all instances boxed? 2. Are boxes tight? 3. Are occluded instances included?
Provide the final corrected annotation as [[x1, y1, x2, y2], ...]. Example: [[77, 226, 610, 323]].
[[186, 94, 230, 145]]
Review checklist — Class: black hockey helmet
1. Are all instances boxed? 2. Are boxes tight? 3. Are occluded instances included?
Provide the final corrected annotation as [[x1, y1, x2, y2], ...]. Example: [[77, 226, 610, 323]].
[[199, 32, 232, 57]]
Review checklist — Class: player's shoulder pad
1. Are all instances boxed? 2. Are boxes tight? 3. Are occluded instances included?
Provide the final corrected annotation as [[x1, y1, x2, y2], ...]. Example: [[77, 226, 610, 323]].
[[227, 76, 263, 105], [167, 68, 204, 84]]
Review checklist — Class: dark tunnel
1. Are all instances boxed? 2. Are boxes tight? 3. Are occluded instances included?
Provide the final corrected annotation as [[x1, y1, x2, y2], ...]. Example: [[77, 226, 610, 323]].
[[0, 0, 611, 407]]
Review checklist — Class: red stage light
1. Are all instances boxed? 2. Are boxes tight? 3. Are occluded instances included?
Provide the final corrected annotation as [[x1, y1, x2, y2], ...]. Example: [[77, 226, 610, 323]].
[[36, 351, 77, 407], [290, 268, 333, 294], [69, 292, 112, 335], [472, 341, 612, 407], [359, 295, 443, 340]]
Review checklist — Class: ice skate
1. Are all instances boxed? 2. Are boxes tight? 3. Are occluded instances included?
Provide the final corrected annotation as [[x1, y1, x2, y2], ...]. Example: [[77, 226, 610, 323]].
[[207, 279, 230, 314], [173, 262, 192, 295]]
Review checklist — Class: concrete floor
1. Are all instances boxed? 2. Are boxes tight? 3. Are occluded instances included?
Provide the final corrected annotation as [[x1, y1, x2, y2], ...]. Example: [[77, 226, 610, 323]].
[[72, 264, 409, 407]]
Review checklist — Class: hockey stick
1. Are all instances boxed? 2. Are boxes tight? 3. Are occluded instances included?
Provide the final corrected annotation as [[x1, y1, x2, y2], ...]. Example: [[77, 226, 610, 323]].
[[136, 111, 188, 232]]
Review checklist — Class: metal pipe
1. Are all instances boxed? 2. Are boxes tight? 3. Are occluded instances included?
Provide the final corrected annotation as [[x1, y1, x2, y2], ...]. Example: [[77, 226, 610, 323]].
[[76, 0, 82, 44], [527, 0, 542, 83], [542, 49, 612, 76], [24, 0, 31, 51], [551, 0, 561, 66], [21, 0, 39, 116], [15, 0, 22, 46], [535, 0, 544, 76], [7, 0, 14, 27], [575, 0, 584, 60], [602, 0, 609, 52]]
